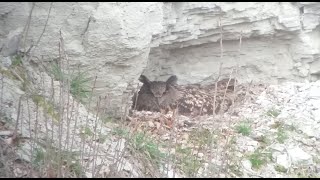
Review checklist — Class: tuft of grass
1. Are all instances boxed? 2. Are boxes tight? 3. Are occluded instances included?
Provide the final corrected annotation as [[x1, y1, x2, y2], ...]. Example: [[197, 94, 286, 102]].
[[33, 147, 85, 177], [80, 126, 93, 139], [111, 127, 166, 166], [49, 63, 92, 103], [11, 55, 22, 67], [176, 145, 202, 177], [276, 128, 288, 144], [102, 116, 114, 124], [248, 149, 270, 169], [228, 164, 243, 177], [266, 107, 281, 118], [69, 71, 92, 103], [0, 112, 14, 123], [288, 124, 297, 132], [235, 122, 251, 136], [97, 133, 108, 144], [270, 121, 284, 129], [258, 135, 269, 144], [312, 155, 320, 164], [112, 127, 129, 138], [31, 94, 59, 122], [296, 169, 320, 178], [131, 132, 166, 166], [33, 147, 45, 167], [269, 120, 290, 144], [11, 55, 23, 67], [69, 160, 85, 178], [189, 128, 214, 147], [0, 67, 20, 81], [274, 165, 287, 173], [230, 135, 237, 144], [21, 80, 30, 91], [1, 55, 30, 92], [50, 62, 65, 81]]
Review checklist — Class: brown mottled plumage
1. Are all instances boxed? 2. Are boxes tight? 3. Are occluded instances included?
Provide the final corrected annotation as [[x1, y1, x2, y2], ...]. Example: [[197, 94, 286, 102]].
[[132, 75, 180, 112], [132, 75, 235, 117]]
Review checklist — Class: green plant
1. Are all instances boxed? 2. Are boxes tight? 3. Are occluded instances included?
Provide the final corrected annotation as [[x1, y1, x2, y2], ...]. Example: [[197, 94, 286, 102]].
[[296, 168, 320, 178], [235, 122, 251, 136], [288, 124, 297, 131], [0, 68, 18, 80], [267, 107, 281, 118], [70, 71, 92, 103], [181, 155, 202, 177], [80, 126, 93, 139], [248, 149, 269, 169], [257, 135, 269, 144], [33, 147, 45, 167], [276, 128, 288, 143], [0, 112, 14, 123], [175, 145, 202, 177], [189, 128, 214, 147], [102, 116, 114, 124], [274, 165, 287, 173], [270, 121, 284, 129], [11, 55, 22, 67], [230, 135, 237, 144], [31, 94, 60, 122], [228, 164, 243, 177], [131, 132, 166, 166], [97, 133, 108, 144], [112, 127, 166, 166], [21, 80, 30, 91], [112, 127, 129, 138], [68, 160, 85, 177], [32, 146, 85, 177], [49, 63, 92, 103], [50, 62, 65, 81]]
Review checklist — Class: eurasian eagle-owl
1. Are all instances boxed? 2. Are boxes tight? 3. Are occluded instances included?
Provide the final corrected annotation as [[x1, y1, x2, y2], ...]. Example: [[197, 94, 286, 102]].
[[132, 75, 234, 116]]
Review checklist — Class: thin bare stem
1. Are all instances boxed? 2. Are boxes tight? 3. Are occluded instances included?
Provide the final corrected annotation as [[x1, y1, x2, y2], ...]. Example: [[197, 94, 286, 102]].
[[13, 97, 22, 143], [22, 2, 35, 53], [133, 83, 141, 110], [80, 76, 97, 167], [220, 68, 234, 114], [90, 96, 102, 177], [219, 17, 223, 59], [0, 73, 4, 114], [213, 62, 223, 116], [238, 31, 242, 52], [26, 2, 53, 55]]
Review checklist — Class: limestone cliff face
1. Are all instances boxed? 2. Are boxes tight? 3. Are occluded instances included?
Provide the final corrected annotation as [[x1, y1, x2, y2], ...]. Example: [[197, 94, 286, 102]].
[[0, 2, 164, 116], [1, 2, 320, 116], [145, 2, 320, 85]]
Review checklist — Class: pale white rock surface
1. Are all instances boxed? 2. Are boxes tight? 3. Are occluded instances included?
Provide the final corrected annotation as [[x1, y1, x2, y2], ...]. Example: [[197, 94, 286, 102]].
[[2, 3, 320, 177], [0, 64, 144, 177], [1, 2, 320, 116], [241, 160, 253, 172], [287, 147, 313, 165], [276, 154, 290, 169], [236, 136, 259, 153], [0, 2, 164, 117], [1, 56, 12, 68], [145, 2, 320, 86], [234, 80, 320, 177], [270, 144, 286, 152]]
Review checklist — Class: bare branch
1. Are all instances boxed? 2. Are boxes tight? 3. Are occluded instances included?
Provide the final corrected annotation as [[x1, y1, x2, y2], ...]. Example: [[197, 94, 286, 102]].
[[26, 2, 53, 56], [22, 2, 36, 54]]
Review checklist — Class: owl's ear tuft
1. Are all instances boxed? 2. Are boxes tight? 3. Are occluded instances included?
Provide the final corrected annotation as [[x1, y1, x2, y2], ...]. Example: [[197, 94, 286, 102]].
[[166, 75, 177, 86], [139, 75, 151, 85]]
